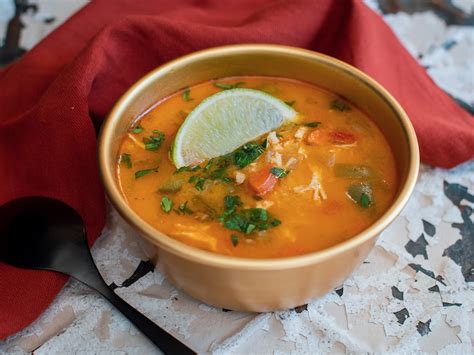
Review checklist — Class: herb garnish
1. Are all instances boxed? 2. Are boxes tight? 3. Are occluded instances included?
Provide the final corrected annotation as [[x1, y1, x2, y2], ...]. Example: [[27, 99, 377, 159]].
[[347, 182, 374, 208], [303, 121, 321, 128], [233, 143, 265, 169], [285, 100, 295, 107], [213, 82, 245, 90], [135, 167, 158, 179], [119, 153, 132, 168], [176, 201, 193, 215], [360, 193, 371, 208], [270, 167, 289, 178], [230, 234, 239, 246], [195, 177, 206, 191], [219, 195, 281, 235], [203, 159, 213, 171], [161, 196, 173, 213], [143, 130, 165, 151], [131, 125, 143, 134], [331, 99, 351, 111], [183, 139, 266, 191], [174, 165, 201, 174], [182, 88, 191, 101]]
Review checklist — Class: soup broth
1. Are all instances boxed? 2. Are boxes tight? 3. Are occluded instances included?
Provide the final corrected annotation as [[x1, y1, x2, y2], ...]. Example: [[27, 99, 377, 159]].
[[116, 77, 398, 258]]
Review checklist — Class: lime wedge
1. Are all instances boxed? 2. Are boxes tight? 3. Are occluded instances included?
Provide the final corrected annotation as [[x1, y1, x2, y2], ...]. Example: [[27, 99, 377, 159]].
[[172, 88, 298, 168]]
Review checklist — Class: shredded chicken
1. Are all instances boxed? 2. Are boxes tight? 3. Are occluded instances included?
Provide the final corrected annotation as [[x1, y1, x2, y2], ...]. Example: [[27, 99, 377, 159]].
[[285, 157, 298, 169], [266, 150, 283, 166], [272, 152, 282, 166], [297, 146, 307, 157], [235, 171, 246, 184], [267, 131, 280, 145], [294, 127, 307, 140], [293, 172, 327, 201]]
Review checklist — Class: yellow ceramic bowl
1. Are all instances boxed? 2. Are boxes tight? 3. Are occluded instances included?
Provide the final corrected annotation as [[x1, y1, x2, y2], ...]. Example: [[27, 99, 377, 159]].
[[98, 44, 419, 312]]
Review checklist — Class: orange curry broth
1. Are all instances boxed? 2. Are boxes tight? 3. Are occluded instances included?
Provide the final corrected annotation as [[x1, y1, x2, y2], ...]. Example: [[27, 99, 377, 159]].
[[116, 77, 398, 258]]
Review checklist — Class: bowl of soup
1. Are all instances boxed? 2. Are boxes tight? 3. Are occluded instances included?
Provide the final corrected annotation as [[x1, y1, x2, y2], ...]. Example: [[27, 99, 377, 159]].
[[98, 44, 419, 311]]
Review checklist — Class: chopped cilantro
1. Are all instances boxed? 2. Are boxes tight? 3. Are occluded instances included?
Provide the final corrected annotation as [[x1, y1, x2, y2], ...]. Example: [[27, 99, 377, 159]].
[[119, 153, 132, 168], [195, 177, 206, 191], [182, 88, 191, 101], [161, 196, 173, 213], [223, 195, 242, 217], [174, 165, 200, 174], [285, 100, 295, 107], [230, 234, 239, 246], [331, 99, 351, 111], [131, 125, 143, 134], [224, 195, 242, 209], [270, 167, 289, 178], [246, 224, 256, 234], [360, 193, 371, 208], [233, 143, 264, 169], [135, 167, 157, 179], [213, 82, 245, 90], [188, 175, 198, 183], [203, 159, 213, 171], [176, 201, 193, 215], [179, 201, 193, 214], [303, 121, 321, 128], [276, 133, 283, 139], [261, 139, 268, 149], [347, 182, 374, 208], [222, 177, 234, 183], [219, 196, 280, 235], [143, 130, 165, 151]]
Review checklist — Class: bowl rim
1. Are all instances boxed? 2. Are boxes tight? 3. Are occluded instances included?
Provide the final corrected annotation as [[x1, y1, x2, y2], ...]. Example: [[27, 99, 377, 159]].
[[98, 44, 419, 271]]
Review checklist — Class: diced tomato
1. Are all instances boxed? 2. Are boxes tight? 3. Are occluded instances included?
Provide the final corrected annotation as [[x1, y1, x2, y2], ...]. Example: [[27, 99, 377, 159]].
[[305, 129, 326, 145], [329, 131, 357, 144], [248, 165, 278, 196]]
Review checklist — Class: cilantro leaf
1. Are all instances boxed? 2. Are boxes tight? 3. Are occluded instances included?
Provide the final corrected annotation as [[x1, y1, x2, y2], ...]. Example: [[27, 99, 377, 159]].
[[119, 153, 132, 168], [182, 88, 191, 101], [213, 82, 245, 90], [161, 196, 173, 213], [174, 165, 200, 174], [224, 195, 242, 210], [143, 130, 165, 151], [270, 167, 289, 178], [131, 125, 143, 134], [219, 195, 280, 235], [195, 177, 206, 191], [360, 193, 371, 208], [233, 143, 264, 169], [203, 159, 213, 171], [178, 201, 193, 215], [135, 167, 158, 179]]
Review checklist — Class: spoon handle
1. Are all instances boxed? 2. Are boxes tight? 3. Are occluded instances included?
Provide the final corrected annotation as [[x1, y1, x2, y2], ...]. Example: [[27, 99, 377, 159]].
[[94, 281, 196, 355], [68, 243, 196, 355]]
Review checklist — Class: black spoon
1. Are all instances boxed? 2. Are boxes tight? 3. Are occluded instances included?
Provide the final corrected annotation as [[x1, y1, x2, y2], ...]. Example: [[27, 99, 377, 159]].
[[0, 196, 195, 355]]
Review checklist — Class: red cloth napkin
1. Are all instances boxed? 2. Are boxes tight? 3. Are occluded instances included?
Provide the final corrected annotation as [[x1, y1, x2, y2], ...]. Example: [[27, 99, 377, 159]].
[[1, 0, 473, 340]]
